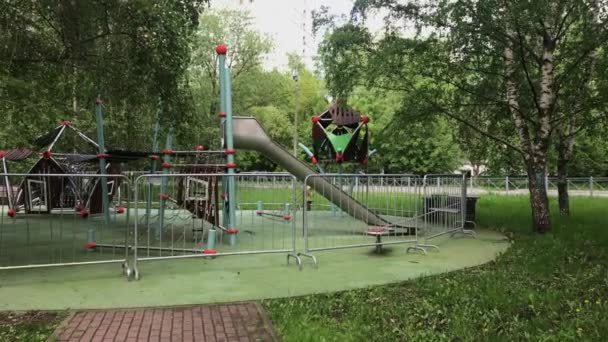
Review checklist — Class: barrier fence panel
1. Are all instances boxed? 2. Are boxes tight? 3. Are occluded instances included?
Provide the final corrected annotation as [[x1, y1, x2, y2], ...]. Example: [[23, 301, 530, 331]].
[[131, 173, 300, 280], [0, 173, 131, 273], [300, 174, 425, 266], [418, 174, 476, 252]]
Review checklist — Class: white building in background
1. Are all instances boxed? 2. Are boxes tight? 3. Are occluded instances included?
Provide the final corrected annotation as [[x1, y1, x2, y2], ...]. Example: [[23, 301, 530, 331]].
[[456, 161, 488, 177]]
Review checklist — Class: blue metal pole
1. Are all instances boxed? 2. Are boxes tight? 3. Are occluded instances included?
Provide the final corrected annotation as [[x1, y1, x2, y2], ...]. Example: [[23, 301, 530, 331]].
[[146, 100, 162, 226], [217, 46, 229, 230], [224, 67, 237, 245], [156, 128, 173, 239], [94, 97, 111, 224]]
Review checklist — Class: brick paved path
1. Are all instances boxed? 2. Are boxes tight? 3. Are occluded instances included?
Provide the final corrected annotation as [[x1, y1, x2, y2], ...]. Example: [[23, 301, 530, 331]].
[[53, 302, 278, 342]]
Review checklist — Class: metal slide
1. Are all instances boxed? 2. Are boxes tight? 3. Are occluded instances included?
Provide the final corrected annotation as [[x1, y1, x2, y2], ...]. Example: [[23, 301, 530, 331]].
[[233, 116, 404, 228]]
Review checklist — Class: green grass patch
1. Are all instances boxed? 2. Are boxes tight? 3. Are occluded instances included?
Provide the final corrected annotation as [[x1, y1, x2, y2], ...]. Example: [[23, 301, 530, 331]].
[[0, 311, 66, 341], [263, 195, 608, 341]]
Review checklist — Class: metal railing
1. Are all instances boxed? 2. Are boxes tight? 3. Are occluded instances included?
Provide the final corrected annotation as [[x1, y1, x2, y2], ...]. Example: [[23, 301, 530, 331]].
[[300, 174, 426, 266], [470, 176, 608, 197], [0, 173, 131, 274], [130, 173, 301, 280]]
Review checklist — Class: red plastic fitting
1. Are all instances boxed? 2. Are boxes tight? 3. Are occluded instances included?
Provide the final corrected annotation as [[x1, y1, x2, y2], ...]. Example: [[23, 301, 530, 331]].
[[161, 162, 173, 169], [312, 116, 320, 123], [283, 215, 291, 221], [256, 210, 263, 216], [226, 228, 239, 234], [196, 145, 205, 151], [149, 155, 160, 160], [116, 207, 125, 214], [161, 148, 174, 155], [311, 156, 318, 164], [42, 151, 53, 159], [215, 44, 227, 55], [80, 209, 89, 218], [7, 208, 15, 217], [84, 242, 98, 249], [160, 194, 170, 200], [203, 249, 217, 254], [361, 115, 370, 124], [224, 149, 235, 155], [218, 111, 227, 117], [225, 162, 237, 169], [97, 153, 109, 159], [61, 120, 71, 126]]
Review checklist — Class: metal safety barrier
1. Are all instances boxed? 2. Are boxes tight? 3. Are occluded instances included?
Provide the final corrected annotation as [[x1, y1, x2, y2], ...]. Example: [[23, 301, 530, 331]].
[[417, 174, 476, 252], [0, 173, 131, 274], [300, 174, 426, 266], [130, 173, 300, 280]]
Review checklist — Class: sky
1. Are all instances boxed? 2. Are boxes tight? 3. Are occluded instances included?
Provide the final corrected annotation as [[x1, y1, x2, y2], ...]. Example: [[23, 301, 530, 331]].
[[210, 0, 373, 71]]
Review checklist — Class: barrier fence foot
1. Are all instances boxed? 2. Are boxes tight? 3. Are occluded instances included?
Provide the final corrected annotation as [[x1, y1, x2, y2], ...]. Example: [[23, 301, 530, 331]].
[[298, 253, 318, 268], [406, 245, 427, 255], [417, 244, 440, 253], [287, 253, 302, 270], [451, 228, 477, 238]]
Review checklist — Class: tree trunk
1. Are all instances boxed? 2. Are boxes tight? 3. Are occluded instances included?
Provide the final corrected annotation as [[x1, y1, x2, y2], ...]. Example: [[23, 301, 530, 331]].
[[526, 164, 551, 233], [556, 155, 569, 216]]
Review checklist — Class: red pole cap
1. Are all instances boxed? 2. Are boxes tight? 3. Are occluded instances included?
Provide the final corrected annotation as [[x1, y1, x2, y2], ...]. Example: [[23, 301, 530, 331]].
[[311, 156, 318, 165], [161, 148, 174, 155], [361, 115, 370, 124], [160, 194, 170, 200], [80, 209, 89, 218], [283, 215, 291, 221], [312, 116, 320, 123], [221, 193, 228, 199], [224, 149, 235, 155], [42, 151, 53, 159], [203, 249, 217, 255], [116, 207, 126, 214], [256, 210, 263, 216], [196, 145, 205, 151], [96, 153, 109, 159], [149, 155, 160, 160], [161, 162, 173, 169], [225, 162, 237, 169], [95, 98, 103, 105], [0, 151, 7, 159], [226, 228, 239, 234], [215, 44, 228, 55], [218, 111, 227, 117], [61, 120, 71, 126], [7, 208, 15, 217]]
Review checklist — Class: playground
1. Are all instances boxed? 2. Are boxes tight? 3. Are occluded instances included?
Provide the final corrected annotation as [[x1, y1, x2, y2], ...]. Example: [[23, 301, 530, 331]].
[[0, 45, 499, 311]]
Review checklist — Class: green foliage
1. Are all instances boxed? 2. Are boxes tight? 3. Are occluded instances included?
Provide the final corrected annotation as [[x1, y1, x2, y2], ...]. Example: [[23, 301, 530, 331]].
[[264, 196, 608, 341], [348, 87, 462, 174], [0, 0, 206, 150]]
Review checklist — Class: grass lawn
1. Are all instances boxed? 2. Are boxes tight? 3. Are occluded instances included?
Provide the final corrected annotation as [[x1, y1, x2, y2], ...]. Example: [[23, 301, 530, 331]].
[[263, 195, 608, 341]]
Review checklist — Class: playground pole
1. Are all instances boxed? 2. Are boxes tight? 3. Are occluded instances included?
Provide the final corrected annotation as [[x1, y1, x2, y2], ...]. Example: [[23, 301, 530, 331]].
[[146, 100, 162, 225], [157, 128, 173, 239], [94, 97, 111, 224], [224, 62, 238, 246], [217, 46, 229, 230]]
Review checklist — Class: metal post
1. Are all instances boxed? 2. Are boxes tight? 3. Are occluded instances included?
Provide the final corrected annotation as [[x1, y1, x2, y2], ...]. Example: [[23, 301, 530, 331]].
[[157, 129, 173, 239], [146, 101, 162, 225], [292, 70, 299, 156], [94, 97, 111, 224], [505, 176, 509, 194], [590, 176, 594, 197], [217, 45, 237, 245]]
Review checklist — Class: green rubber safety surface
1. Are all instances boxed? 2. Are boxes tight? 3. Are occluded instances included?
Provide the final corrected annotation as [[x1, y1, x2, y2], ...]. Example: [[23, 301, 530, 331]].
[[0, 227, 508, 311]]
